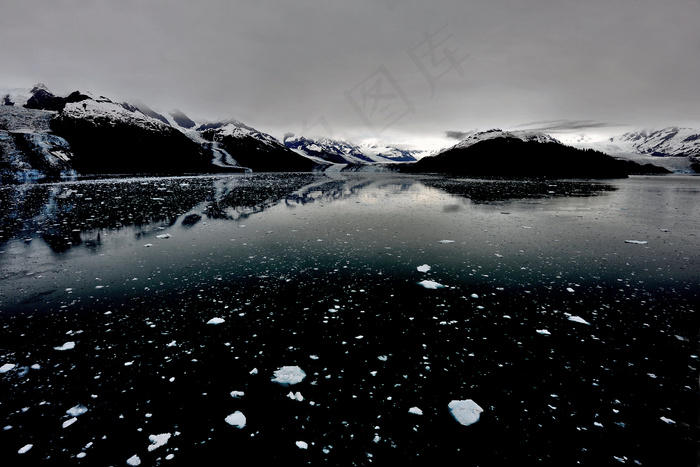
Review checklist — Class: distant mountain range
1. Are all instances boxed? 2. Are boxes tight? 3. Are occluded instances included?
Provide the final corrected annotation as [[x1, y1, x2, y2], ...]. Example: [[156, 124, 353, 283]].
[[0, 84, 696, 181]]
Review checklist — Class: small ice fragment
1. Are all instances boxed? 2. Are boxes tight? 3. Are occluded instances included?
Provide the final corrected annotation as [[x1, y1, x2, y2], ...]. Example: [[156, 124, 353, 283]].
[[310, 355, 319, 360], [438, 240, 455, 244], [470, 293, 479, 299], [408, 407, 423, 415], [378, 355, 388, 361], [250, 368, 258, 375], [54, 342, 75, 351], [624, 240, 647, 245], [287, 391, 304, 401], [166, 454, 175, 460], [62, 417, 77, 428], [355, 335, 363, 339], [660, 416, 675, 424], [156, 234, 171, 239], [296, 441, 308, 449], [418, 280, 444, 289], [448, 399, 484, 426], [0, 363, 16, 373], [566, 287, 575, 293], [18, 444, 33, 454], [568, 316, 590, 325], [230, 391, 245, 398], [206, 317, 225, 325], [417, 264, 431, 273], [271, 366, 306, 386], [536, 329, 551, 335], [148, 433, 171, 451], [225, 411, 246, 428], [66, 404, 88, 417], [126, 454, 141, 466]]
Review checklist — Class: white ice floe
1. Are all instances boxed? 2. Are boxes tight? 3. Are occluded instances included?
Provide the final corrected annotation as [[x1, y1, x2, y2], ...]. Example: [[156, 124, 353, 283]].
[[62, 417, 77, 428], [271, 366, 306, 386], [470, 293, 479, 299], [143, 244, 153, 247], [156, 233, 171, 239], [624, 240, 648, 245], [126, 454, 141, 466], [206, 317, 225, 325], [66, 404, 88, 417], [54, 342, 75, 351], [287, 391, 304, 401], [536, 329, 551, 335], [448, 399, 484, 426], [148, 433, 172, 451], [408, 407, 423, 415], [438, 240, 455, 244], [230, 391, 245, 398], [566, 287, 575, 293], [417, 264, 431, 272], [660, 416, 675, 424], [0, 363, 16, 373], [378, 355, 388, 361], [225, 411, 246, 428], [418, 280, 445, 289], [296, 441, 308, 449], [568, 316, 590, 325], [18, 444, 33, 454]]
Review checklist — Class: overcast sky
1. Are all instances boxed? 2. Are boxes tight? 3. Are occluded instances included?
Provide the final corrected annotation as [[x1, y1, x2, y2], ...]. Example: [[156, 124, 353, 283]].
[[2, 0, 699, 149]]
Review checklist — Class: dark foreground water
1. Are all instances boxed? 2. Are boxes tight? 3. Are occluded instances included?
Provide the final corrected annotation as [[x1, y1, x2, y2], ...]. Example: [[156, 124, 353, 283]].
[[0, 173, 698, 466]]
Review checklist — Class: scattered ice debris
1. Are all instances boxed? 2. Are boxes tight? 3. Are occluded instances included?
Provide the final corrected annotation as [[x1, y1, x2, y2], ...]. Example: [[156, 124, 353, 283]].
[[624, 240, 648, 245], [418, 280, 445, 289], [271, 366, 306, 386], [568, 316, 590, 325], [156, 233, 171, 239], [0, 363, 16, 373], [18, 444, 33, 454], [62, 417, 77, 428], [660, 417, 675, 425], [148, 433, 171, 451], [566, 287, 575, 293], [296, 441, 308, 449], [448, 400, 484, 426], [536, 329, 551, 336], [287, 391, 304, 402], [417, 264, 431, 273], [438, 240, 455, 244], [230, 391, 245, 398], [378, 355, 388, 361], [408, 407, 423, 415], [54, 342, 75, 351], [206, 317, 225, 325], [66, 404, 88, 417], [225, 411, 247, 428], [126, 454, 141, 466]]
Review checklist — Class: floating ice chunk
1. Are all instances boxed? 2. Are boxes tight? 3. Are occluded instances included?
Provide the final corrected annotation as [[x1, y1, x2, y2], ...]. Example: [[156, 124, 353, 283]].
[[568, 316, 590, 325], [418, 280, 445, 289], [156, 233, 171, 239], [448, 399, 484, 426], [0, 363, 16, 373], [66, 404, 88, 417], [566, 287, 575, 293], [408, 407, 423, 415], [624, 240, 647, 245], [250, 368, 258, 375], [148, 433, 172, 451], [438, 240, 455, 244], [143, 244, 153, 247], [62, 417, 77, 428], [18, 444, 33, 454], [206, 317, 225, 325], [287, 391, 304, 401], [471, 293, 479, 299], [660, 416, 675, 424], [417, 264, 431, 273], [310, 355, 319, 360], [230, 391, 245, 398], [126, 454, 141, 466], [54, 342, 75, 351], [536, 329, 551, 335], [271, 366, 306, 386], [225, 411, 246, 428], [296, 441, 308, 449], [378, 355, 388, 361]]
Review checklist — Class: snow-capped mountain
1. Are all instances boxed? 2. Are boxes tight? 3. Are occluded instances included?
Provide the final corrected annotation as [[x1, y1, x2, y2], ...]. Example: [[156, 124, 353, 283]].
[[283, 134, 420, 165], [448, 128, 561, 151]]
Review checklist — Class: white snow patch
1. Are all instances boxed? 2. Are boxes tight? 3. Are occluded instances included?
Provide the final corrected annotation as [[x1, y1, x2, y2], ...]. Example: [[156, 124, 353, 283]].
[[0, 363, 16, 373], [225, 411, 246, 428], [271, 366, 306, 386], [417, 264, 431, 272], [448, 399, 484, 426], [18, 444, 33, 454], [54, 341, 75, 351], [66, 404, 88, 417], [126, 454, 141, 466], [408, 407, 423, 415], [206, 317, 225, 325], [419, 280, 445, 289], [568, 316, 590, 325], [148, 433, 172, 451]]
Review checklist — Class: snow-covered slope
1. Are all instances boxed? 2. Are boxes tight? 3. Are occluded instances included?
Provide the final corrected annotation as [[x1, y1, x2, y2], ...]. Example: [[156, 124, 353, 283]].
[[447, 129, 560, 151], [284, 135, 421, 165]]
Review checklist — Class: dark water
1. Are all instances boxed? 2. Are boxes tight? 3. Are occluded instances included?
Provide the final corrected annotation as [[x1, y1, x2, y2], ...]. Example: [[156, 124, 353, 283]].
[[0, 173, 698, 466]]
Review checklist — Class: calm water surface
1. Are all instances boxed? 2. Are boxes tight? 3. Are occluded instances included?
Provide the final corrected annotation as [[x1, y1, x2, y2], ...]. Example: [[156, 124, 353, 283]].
[[0, 173, 697, 466]]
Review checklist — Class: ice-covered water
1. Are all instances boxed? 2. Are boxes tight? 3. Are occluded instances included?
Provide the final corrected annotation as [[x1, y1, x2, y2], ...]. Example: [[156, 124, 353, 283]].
[[0, 173, 697, 465]]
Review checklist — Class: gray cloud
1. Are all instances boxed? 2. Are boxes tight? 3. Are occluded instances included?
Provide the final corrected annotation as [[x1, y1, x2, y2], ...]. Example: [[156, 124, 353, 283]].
[[1, 0, 699, 149]]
